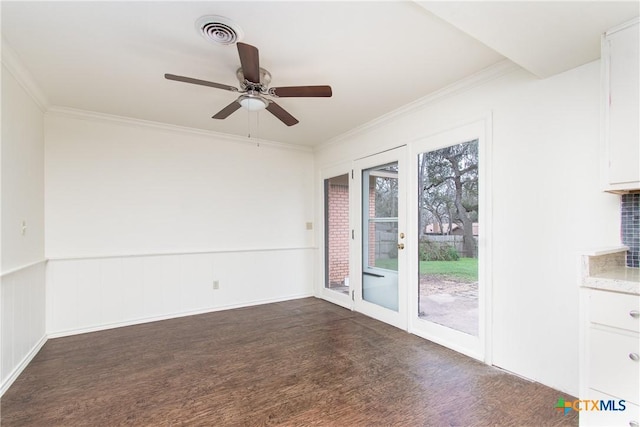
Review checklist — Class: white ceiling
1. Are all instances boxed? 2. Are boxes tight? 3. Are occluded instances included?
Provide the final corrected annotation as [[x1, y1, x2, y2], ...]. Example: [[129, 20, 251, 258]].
[[419, 1, 640, 78], [2, 1, 638, 147]]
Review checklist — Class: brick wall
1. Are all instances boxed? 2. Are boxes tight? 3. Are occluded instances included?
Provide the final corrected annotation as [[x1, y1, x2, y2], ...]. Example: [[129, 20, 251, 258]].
[[327, 182, 349, 286], [325, 176, 383, 287]]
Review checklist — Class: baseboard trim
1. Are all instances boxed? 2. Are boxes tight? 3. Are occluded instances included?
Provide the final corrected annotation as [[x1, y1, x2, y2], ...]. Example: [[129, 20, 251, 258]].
[[0, 334, 48, 398], [47, 292, 314, 339]]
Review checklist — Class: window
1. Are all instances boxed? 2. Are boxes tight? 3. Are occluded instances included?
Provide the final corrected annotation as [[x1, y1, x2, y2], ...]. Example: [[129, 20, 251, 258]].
[[417, 140, 479, 335], [324, 174, 350, 294]]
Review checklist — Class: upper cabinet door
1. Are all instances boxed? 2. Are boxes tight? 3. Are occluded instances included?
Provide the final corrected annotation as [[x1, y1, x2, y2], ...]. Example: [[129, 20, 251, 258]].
[[602, 18, 640, 193]]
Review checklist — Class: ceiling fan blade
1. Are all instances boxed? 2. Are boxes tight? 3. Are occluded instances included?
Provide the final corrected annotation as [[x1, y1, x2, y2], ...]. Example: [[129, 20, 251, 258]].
[[212, 101, 242, 119], [237, 42, 260, 83], [269, 85, 332, 98], [165, 74, 238, 92], [266, 101, 299, 126]]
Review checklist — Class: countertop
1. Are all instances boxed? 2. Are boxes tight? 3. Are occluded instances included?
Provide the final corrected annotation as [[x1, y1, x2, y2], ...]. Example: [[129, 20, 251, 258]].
[[583, 266, 640, 295], [580, 246, 640, 295]]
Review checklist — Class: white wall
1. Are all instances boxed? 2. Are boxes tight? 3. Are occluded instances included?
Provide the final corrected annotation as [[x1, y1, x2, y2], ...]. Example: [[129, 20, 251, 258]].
[[45, 112, 315, 257], [0, 59, 47, 395], [47, 249, 313, 336], [315, 61, 621, 396], [1, 66, 45, 271], [44, 111, 315, 335], [1, 262, 45, 394]]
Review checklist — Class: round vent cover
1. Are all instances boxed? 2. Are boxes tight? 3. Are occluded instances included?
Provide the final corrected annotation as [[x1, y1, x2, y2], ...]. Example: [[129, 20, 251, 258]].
[[196, 15, 243, 45]]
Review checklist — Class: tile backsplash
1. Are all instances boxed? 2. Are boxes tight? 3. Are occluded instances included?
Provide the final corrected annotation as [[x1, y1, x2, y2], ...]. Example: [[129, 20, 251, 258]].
[[622, 193, 639, 268]]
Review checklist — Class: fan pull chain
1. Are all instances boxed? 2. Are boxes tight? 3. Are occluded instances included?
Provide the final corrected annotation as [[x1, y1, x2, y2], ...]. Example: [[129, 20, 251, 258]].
[[246, 111, 260, 147], [256, 111, 260, 147], [247, 109, 251, 139]]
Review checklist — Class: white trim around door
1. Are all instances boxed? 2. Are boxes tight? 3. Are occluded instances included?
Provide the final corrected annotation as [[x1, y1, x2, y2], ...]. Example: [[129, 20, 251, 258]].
[[407, 117, 492, 363], [352, 146, 408, 330]]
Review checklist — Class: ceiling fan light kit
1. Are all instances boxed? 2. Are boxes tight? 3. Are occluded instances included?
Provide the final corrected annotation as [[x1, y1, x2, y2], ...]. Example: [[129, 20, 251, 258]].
[[165, 38, 332, 126], [238, 94, 268, 111]]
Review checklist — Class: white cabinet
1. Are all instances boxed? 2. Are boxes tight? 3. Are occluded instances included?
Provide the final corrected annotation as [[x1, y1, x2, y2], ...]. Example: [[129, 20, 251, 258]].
[[580, 288, 640, 426], [589, 328, 639, 404], [601, 18, 640, 193], [582, 390, 640, 427]]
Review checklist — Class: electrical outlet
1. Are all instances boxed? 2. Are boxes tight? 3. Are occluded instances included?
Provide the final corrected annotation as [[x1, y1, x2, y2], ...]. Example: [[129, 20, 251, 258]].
[[212, 280, 219, 290], [306, 222, 313, 230]]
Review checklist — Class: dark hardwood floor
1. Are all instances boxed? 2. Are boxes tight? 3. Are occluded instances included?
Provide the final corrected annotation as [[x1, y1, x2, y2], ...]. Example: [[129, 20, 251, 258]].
[[1, 298, 577, 426]]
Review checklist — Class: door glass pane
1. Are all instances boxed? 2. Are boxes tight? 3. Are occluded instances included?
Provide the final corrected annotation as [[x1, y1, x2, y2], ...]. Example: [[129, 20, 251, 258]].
[[324, 174, 350, 294], [417, 140, 479, 335], [362, 163, 399, 311]]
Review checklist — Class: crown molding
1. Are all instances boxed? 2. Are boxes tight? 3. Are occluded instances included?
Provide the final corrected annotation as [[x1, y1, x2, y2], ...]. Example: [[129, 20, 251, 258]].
[[46, 106, 314, 153], [315, 58, 519, 152], [605, 16, 639, 36], [1, 38, 50, 111]]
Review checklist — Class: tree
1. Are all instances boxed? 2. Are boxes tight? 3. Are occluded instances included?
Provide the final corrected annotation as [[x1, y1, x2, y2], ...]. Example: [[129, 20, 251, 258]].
[[419, 140, 478, 257], [373, 165, 398, 218]]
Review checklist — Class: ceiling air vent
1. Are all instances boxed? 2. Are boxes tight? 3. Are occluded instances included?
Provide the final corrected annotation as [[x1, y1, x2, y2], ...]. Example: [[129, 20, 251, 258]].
[[196, 15, 243, 45]]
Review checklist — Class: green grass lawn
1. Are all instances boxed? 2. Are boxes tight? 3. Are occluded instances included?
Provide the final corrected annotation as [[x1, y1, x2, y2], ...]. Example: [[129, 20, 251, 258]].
[[375, 257, 478, 282], [420, 257, 478, 282]]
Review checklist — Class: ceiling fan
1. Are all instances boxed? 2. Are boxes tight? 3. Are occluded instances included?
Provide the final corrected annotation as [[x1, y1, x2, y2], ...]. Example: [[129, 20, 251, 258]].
[[165, 42, 332, 126]]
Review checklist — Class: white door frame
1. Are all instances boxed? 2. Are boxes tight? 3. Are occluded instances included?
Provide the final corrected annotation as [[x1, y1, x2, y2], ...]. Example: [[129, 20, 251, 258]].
[[318, 162, 353, 310], [352, 146, 408, 330], [317, 117, 492, 364], [407, 118, 492, 363]]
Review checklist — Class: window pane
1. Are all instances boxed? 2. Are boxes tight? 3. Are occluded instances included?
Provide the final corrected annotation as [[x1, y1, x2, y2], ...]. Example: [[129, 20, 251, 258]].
[[362, 162, 400, 312], [417, 140, 479, 336], [363, 162, 399, 272], [324, 174, 350, 294], [367, 221, 398, 270], [371, 165, 398, 218]]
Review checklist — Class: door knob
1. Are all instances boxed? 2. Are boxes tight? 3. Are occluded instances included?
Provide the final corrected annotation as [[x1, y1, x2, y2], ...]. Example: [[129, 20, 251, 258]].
[[397, 243, 405, 250]]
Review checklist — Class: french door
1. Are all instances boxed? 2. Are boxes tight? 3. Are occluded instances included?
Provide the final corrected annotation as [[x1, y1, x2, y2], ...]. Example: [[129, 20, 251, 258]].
[[321, 119, 489, 362], [352, 147, 407, 330], [408, 120, 489, 361]]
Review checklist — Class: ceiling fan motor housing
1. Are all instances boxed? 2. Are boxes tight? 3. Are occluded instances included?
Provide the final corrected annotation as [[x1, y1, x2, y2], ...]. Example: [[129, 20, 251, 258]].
[[236, 67, 272, 88]]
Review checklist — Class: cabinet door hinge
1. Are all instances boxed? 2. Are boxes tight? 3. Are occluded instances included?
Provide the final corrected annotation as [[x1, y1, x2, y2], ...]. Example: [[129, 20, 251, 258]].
[[351, 169, 354, 179], [351, 290, 355, 301], [351, 229, 354, 239]]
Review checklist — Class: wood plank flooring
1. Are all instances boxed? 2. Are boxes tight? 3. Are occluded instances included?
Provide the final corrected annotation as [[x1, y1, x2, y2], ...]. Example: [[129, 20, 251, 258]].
[[1, 298, 578, 426]]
